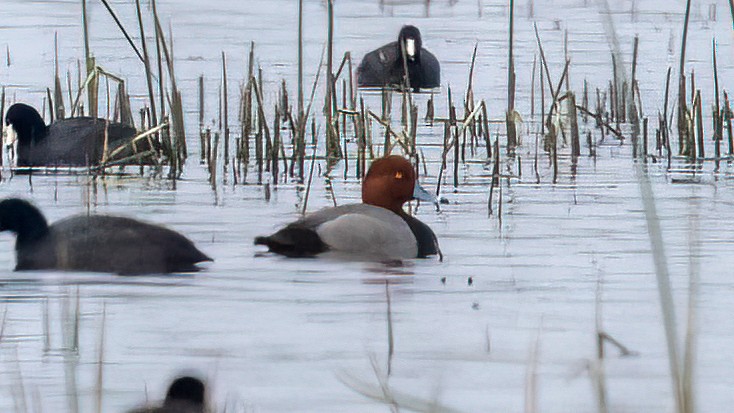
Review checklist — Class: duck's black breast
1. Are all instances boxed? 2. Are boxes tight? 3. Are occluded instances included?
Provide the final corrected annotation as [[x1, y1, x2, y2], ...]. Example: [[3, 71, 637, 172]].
[[16, 215, 210, 275], [398, 213, 439, 258]]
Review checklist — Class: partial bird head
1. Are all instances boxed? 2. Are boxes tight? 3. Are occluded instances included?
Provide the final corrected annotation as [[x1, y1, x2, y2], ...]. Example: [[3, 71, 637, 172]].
[[398, 25, 423, 61], [5, 103, 47, 144]]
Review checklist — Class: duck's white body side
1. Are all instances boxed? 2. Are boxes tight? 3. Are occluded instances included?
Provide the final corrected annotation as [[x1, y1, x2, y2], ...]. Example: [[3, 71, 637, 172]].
[[312, 204, 418, 259]]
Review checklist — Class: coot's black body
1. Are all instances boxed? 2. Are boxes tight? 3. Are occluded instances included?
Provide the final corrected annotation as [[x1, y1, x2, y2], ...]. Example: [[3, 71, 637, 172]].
[[0, 198, 211, 275], [4, 103, 157, 167], [357, 25, 440, 91], [128, 376, 206, 413]]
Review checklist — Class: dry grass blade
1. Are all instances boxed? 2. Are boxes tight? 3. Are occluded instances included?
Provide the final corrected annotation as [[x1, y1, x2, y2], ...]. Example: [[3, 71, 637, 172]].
[[634, 163, 686, 412], [524, 322, 541, 413], [95, 304, 107, 413], [0, 306, 7, 343], [682, 194, 700, 413], [385, 281, 394, 377], [337, 368, 467, 413], [592, 278, 608, 413]]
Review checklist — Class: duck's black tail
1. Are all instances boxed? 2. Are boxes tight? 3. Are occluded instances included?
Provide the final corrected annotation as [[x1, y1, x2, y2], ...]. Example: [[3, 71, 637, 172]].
[[254, 225, 328, 258]]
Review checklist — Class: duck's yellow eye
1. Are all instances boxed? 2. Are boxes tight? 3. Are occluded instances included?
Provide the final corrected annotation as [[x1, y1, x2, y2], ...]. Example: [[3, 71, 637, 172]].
[[395, 171, 403, 179]]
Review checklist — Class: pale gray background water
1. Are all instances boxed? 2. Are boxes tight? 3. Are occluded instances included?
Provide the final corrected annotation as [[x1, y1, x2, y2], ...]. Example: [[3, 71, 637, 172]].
[[1, 0, 733, 412]]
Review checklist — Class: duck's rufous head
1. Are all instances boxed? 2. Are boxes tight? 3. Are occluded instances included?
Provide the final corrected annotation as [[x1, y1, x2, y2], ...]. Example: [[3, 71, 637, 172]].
[[363, 155, 434, 213]]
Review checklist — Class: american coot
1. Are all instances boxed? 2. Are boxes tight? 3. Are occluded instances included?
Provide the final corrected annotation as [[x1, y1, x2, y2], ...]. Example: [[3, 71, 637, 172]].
[[357, 25, 440, 91], [0, 198, 211, 275], [255, 155, 439, 259], [128, 376, 206, 413], [4, 103, 158, 167]]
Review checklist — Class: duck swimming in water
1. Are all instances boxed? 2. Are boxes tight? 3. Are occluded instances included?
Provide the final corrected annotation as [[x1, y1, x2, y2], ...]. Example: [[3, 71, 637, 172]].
[[357, 25, 440, 91], [0, 198, 211, 275], [4, 102, 157, 167], [127, 375, 207, 413], [255, 155, 439, 260]]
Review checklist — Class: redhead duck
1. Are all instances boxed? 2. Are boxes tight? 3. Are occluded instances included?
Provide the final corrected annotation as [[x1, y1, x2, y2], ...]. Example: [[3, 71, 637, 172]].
[[4, 102, 158, 167], [0, 198, 211, 275], [255, 155, 440, 260], [127, 376, 206, 413], [357, 25, 440, 91]]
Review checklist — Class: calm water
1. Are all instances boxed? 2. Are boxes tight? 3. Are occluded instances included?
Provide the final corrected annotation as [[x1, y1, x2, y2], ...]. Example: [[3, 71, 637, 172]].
[[1, 0, 734, 412]]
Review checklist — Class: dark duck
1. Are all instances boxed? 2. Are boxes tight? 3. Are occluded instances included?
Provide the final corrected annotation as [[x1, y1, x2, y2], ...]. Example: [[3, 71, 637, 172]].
[[0, 198, 211, 275], [357, 25, 440, 91], [127, 376, 207, 413], [4, 102, 157, 167]]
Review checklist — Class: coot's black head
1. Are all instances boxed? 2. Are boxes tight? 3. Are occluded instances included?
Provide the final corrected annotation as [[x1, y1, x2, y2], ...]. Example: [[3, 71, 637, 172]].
[[5, 103, 47, 144], [0, 198, 49, 245], [165, 376, 206, 407], [398, 25, 423, 62]]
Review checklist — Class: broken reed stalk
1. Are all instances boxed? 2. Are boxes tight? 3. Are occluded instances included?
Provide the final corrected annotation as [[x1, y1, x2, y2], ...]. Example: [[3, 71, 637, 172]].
[[533, 24, 554, 103], [725, 92, 733, 155], [663, 67, 673, 165], [273, 105, 281, 183], [543, 59, 571, 184], [54, 33, 65, 120], [574, 105, 625, 140], [524, 324, 540, 413], [12, 350, 28, 413], [593, 279, 609, 413], [99, 0, 145, 64], [82, 0, 97, 119], [60, 288, 81, 413], [155, 10, 188, 173], [531, 54, 536, 118], [222, 52, 230, 165], [385, 281, 394, 377], [199, 75, 206, 162], [466, 43, 478, 117], [611, 55, 619, 124], [678, 0, 692, 156], [568, 93, 580, 158], [506, 0, 517, 153], [210, 131, 219, 187], [302, 142, 318, 215], [481, 99, 492, 159], [153, 1, 165, 123], [453, 101, 460, 189], [298, 0, 304, 121], [0, 86, 4, 166], [251, 74, 273, 184], [488, 138, 500, 216], [0, 306, 7, 342], [695, 90, 704, 159], [325, 0, 339, 160], [643, 117, 649, 160], [712, 39, 722, 167], [240, 42, 255, 168], [298, 45, 327, 180], [135, 0, 157, 129], [630, 35, 639, 124], [95, 304, 107, 413]]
